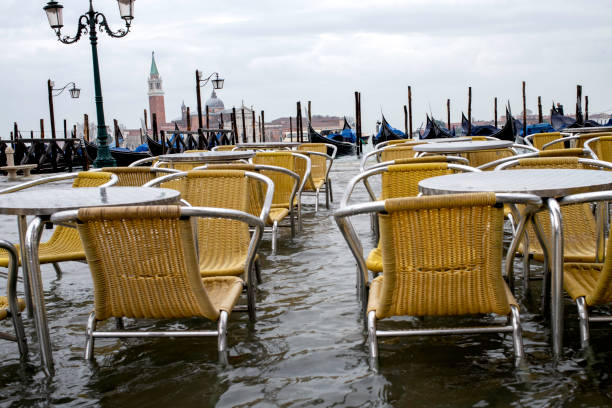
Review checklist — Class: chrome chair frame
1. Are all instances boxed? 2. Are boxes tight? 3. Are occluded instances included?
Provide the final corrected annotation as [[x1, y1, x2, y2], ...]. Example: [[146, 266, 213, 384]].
[[128, 156, 158, 167], [295, 150, 334, 211], [334, 193, 541, 369], [0, 240, 27, 357], [479, 149, 590, 171], [584, 137, 610, 161], [541, 133, 610, 150], [52, 206, 264, 360]]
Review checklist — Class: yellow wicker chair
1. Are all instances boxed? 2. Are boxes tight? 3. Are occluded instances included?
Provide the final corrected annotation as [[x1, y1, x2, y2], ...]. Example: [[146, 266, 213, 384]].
[[0, 240, 27, 357], [543, 132, 612, 150], [144, 170, 272, 318], [252, 152, 305, 251], [211, 145, 236, 151], [335, 193, 533, 369], [194, 162, 298, 254], [366, 155, 470, 171], [297, 143, 334, 211], [374, 139, 413, 149], [524, 132, 563, 150], [99, 166, 180, 186], [557, 190, 612, 347], [0, 172, 117, 276], [461, 147, 516, 168], [184, 149, 209, 153], [128, 156, 158, 167], [51, 205, 264, 361], [496, 157, 612, 286], [360, 141, 425, 171], [342, 162, 479, 276], [585, 136, 612, 163]]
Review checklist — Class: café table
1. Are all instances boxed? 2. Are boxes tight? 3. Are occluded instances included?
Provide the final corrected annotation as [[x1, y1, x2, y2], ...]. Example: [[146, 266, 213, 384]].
[[419, 169, 612, 358], [235, 142, 301, 149], [157, 151, 254, 168], [413, 140, 513, 155], [0, 186, 180, 375]]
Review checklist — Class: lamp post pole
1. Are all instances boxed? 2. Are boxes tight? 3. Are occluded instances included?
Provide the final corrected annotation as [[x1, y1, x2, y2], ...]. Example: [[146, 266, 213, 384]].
[[43, 0, 135, 167], [195, 70, 225, 131], [47, 80, 80, 140]]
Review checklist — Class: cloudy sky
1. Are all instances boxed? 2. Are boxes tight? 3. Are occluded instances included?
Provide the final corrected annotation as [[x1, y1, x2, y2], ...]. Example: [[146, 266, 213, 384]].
[[2, 0, 611, 135]]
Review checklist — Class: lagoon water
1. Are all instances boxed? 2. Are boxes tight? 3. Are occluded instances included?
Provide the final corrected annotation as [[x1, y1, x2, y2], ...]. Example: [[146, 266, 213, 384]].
[[1, 157, 612, 407]]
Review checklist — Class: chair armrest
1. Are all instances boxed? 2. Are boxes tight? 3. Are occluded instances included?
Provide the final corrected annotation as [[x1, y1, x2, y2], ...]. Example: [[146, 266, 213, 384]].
[[128, 156, 157, 167], [142, 172, 187, 187], [0, 172, 79, 194]]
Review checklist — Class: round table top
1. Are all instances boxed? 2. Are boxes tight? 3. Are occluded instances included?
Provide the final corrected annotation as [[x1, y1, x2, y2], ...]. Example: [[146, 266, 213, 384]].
[[236, 142, 301, 148], [561, 126, 612, 134], [158, 151, 254, 162], [419, 169, 612, 198], [421, 137, 472, 143], [413, 140, 513, 153], [0, 187, 180, 216]]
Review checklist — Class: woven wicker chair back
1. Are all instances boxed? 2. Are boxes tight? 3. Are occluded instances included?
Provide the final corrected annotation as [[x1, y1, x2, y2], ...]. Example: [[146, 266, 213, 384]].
[[513, 158, 599, 261], [73, 172, 114, 187], [462, 148, 515, 168], [469, 136, 488, 141], [253, 152, 295, 207], [102, 167, 157, 186], [213, 146, 236, 151], [580, 236, 612, 304], [380, 145, 423, 162], [574, 132, 612, 149], [537, 148, 586, 158], [388, 155, 452, 165], [382, 163, 455, 199], [530, 132, 562, 150], [298, 144, 328, 181], [589, 136, 612, 162], [175, 170, 252, 274], [375, 193, 510, 318], [76, 205, 218, 321], [204, 164, 265, 218]]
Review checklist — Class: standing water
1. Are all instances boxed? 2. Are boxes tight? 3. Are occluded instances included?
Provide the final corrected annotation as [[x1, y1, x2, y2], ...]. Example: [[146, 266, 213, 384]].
[[1, 156, 612, 407]]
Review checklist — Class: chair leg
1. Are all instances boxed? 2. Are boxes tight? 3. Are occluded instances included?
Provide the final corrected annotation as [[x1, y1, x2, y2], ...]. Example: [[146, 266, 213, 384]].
[[52, 262, 62, 279], [510, 305, 524, 359], [217, 310, 229, 361], [10, 309, 28, 357], [367, 310, 379, 372], [84, 312, 97, 360], [576, 296, 590, 348], [328, 180, 333, 203], [247, 278, 256, 323], [325, 182, 330, 209], [315, 187, 320, 212], [115, 317, 124, 330], [254, 259, 262, 285], [272, 220, 278, 255]]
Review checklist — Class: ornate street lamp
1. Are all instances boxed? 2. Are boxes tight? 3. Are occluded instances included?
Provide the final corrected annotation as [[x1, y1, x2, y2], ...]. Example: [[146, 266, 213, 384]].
[[43, 0, 135, 167], [195, 70, 224, 130], [47, 80, 80, 139]]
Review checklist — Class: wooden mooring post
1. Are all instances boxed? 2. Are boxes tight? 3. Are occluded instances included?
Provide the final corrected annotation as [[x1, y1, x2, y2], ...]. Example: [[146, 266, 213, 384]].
[[494, 97, 498, 128], [289, 116, 293, 142], [447, 99, 451, 130], [576, 84, 583, 123], [408, 86, 413, 139], [522, 81, 527, 137], [261, 110, 266, 142], [403, 105, 408, 137], [241, 107, 247, 143], [467, 86, 472, 136], [152, 113, 159, 142], [538, 96, 543, 123]]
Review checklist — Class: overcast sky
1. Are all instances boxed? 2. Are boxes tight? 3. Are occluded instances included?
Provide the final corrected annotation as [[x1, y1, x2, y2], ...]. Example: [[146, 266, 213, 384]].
[[2, 0, 611, 135]]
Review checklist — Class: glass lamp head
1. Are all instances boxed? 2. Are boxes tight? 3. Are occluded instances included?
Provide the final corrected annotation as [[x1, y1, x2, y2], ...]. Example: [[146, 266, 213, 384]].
[[43, 1, 64, 29]]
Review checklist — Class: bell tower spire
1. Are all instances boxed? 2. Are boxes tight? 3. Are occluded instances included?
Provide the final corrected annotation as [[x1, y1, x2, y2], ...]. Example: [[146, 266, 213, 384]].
[[148, 51, 166, 126]]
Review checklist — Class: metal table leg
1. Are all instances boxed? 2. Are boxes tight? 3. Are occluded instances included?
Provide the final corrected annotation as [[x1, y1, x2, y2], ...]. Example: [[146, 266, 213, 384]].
[[547, 198, 564, 357], [17, 215, 34, 316], [25, 216, 54, 375]]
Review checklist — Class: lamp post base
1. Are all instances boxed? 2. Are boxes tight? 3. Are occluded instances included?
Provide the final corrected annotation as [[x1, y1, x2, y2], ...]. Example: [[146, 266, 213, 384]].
[[92, 157, 116, 168]]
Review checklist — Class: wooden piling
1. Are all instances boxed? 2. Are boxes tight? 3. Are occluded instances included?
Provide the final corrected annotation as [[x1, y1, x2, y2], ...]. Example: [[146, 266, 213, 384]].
[[297, 102, 302, 142], [241, 107, 247, 143], [14, 122, 19, 140], [196, 70, 203, 130], [113, 119, 119, 147], [40, 119, 44, 139], [447, 99, 451, 130], [73, 124, 77, 138], [232, 108, 239, 144], [63, 119, 67, 138], [84, 114, 89, 142], [585, 95, 589, 121], [186, 107, 191, 131], [152, 113, 159, 142], [467, 86, 472, 136], [205, 105, 210, 129], [408, 86, 413, 139], [252, 110, 256, 142], [494, 97, 497, 128], [160, 130, 166, 154], [308, 101, 312, 124], [576, 84, 583, 123], [538, 96, 543, 123], [261, 111, 266, 142], [354, 92, 360, 155], [522, 81, 527, 137], [197, 128, 205, 150], [290, 116, 293, 142]]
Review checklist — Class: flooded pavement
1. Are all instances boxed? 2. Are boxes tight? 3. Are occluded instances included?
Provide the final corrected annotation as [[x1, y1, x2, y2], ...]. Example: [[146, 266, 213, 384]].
[[1, 157, 612, 407]]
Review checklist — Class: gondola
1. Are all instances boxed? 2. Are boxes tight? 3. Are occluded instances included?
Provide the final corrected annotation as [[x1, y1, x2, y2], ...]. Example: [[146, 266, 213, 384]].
[[420, 115, 454, 139], [550, 105, 600, 130], [84, 140, 151, 167], [372, 116, 407, 146], [308, 125, 356, 156], [327, 117, 359, 144], [488, 109, 516, 142], [461, 113, 498, 136]]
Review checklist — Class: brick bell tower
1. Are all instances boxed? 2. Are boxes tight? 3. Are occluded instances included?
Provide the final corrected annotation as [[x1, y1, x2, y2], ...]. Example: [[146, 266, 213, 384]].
[[148, 51, 166, 127]]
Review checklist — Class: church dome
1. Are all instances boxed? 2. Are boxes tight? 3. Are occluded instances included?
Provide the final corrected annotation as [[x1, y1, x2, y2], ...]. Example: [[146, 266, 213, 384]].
[[205, 89, 224, 110]]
